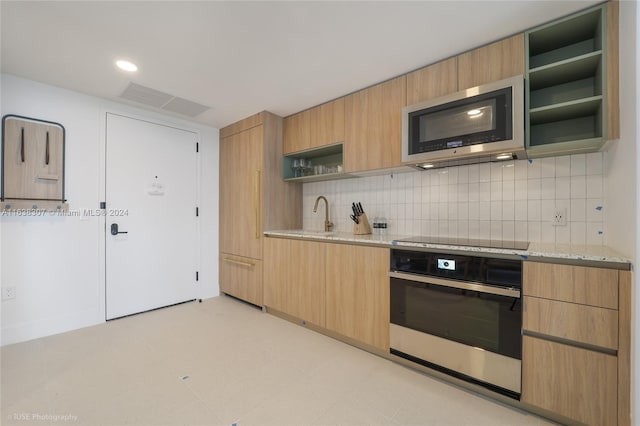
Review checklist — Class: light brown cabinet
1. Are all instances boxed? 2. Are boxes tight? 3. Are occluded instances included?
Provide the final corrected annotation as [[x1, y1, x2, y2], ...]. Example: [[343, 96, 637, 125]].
[[457, 33, 525, 90], [522, 335, 617, 426], [521, 261, 631, 426], [344, 76, 406, 173], [406, 57, 458, 105], [264, 238, 389, 351], [309, 98, 344, 149], [219, 255, 263, 307], [219, 125, 264, 260], [2, 115, 67, 210], [325, 243, 390, 351], [283, 109, 311, 154], [264, 237, 326, 326], [283, 98, 345, 155], [219, 112, 302, 305]]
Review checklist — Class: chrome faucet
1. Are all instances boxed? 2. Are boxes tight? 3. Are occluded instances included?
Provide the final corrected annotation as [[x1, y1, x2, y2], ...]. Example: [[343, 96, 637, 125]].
[[313, 195, 333, 232]]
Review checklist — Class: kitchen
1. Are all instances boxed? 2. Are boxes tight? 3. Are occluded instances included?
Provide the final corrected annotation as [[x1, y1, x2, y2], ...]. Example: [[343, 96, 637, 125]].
[[1, 1, 638, 425]]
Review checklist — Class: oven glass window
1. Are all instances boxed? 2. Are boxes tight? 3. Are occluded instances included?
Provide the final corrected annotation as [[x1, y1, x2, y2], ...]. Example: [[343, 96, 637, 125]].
[[390, 278, 522, 360], [419, 99, 496, 142], [408, 86, 512, 154]]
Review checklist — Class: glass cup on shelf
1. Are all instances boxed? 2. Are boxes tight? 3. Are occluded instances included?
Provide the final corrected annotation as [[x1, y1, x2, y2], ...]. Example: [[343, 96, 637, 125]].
[[291, 158, 301, 177]]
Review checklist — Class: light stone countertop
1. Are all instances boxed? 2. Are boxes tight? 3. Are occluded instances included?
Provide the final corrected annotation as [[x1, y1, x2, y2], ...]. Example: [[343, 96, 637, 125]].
[[265, 230, 632, 269]]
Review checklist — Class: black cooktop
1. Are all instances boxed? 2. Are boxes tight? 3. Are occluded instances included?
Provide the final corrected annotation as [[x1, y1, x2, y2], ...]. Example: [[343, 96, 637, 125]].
[[395, 236, 529, 251]]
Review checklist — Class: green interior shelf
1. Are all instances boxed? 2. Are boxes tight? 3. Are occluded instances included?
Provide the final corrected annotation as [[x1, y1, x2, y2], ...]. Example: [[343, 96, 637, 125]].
[[529, 51, 601, 90], [530, 96, 602, 125]]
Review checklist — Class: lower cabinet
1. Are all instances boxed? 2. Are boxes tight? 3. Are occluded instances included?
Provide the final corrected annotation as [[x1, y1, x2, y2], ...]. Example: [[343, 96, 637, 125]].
[[522, 261, 630, 426], [522, 336, 617, 426], [325, 243, 390, 351], [263, 238, 326, 327], [263, 238, 389, 351], [219, 253, 263, 306]]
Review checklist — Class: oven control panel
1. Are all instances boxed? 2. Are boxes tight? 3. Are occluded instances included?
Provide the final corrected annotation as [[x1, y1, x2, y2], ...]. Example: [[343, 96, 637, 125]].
[[437, 258, 455, 271]]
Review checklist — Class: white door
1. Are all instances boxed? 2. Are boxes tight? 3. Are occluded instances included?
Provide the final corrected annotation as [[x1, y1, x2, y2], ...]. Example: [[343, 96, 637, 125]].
[[105, 113, 197, 320]]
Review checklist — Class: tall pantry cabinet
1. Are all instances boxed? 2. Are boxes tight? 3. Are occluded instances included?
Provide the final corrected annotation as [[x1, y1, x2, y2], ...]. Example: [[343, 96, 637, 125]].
[[219, 112, 301, 306]]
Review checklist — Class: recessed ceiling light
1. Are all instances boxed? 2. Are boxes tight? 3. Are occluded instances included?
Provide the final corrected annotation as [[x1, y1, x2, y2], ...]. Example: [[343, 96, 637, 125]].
[[116, 60, 138, 72]]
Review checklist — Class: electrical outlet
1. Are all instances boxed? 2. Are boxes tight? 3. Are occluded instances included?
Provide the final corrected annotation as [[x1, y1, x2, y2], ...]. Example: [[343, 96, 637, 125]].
[[552, 208, 567, 226], [2, 286, 16, 301]]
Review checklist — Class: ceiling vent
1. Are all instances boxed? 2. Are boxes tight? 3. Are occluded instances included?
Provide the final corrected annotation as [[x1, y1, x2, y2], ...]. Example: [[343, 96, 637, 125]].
[[119, 82, 210, 117]]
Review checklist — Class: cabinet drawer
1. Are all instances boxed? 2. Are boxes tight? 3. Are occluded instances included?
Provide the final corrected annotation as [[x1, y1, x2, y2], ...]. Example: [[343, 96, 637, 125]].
[[524, 296, 618, 350], [219, 253, 263, 306], [522, 336, 617, 426], [524, 262, 618, 309]]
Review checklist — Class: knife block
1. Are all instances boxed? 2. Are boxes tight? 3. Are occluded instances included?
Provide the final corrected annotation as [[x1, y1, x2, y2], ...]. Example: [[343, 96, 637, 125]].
[[353, 213, 372, 235]]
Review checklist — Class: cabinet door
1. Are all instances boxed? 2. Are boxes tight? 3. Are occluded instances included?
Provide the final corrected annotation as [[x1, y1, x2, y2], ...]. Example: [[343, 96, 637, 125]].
[[219, 253, 263, 306], [325, 243, 389, 350], [522, 335, 617, 425], [523, 296, 618, 350], [309, 98, 345, 149], [406, 57, 458, 105], [219, 125, 264, 259], [458, 34, 525, 89], [345, 76, 406, 173], [283, 110, 311, 154], [3, 119, 64, 200], [264, 238, 326, 327], [523, 261, 618, 309]]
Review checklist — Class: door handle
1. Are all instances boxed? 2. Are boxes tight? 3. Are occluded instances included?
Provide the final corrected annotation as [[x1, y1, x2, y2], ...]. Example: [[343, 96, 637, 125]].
[[20, 127, 25, 163], [45, 131, 50, 165], [110, 223, 128, 236]]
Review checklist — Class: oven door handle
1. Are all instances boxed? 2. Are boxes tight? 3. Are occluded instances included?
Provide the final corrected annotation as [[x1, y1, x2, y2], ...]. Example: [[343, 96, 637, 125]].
[[389, 271, 520, 298]]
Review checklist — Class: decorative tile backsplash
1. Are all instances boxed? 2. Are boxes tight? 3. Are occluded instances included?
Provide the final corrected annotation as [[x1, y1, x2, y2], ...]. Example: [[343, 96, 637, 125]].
[[303, 152, 605, 245]]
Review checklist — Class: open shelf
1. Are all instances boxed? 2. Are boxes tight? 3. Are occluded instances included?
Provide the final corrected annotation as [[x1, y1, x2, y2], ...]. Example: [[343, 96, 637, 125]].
[[529, 51, 601, 90], [530, 96, 602, 125], [283, 143, 351, 182], [529, 77, 601, 109], [530, 114, 602, 147], [525, 4, 607, 157], [528, 8, 602, 66]]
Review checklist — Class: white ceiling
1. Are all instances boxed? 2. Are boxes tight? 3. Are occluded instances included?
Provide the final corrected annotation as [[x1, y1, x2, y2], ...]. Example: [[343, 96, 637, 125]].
[[1, 1, 599, 129]]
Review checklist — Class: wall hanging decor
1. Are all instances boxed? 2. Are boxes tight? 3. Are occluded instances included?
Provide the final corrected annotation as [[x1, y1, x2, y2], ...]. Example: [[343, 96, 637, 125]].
[[1, 115, 68, 211]]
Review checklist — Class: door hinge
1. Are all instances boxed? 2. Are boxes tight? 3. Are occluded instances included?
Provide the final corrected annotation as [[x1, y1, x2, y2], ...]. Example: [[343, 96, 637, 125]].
[[196, 142, 199, 153], [196, 207, 199, 217], [196, 271, 199, 281], [100, 201, 106, 209]]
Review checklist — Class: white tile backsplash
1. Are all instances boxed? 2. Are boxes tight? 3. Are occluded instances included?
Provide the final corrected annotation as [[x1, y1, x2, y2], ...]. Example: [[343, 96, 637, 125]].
[[302, 153, 605, 245]]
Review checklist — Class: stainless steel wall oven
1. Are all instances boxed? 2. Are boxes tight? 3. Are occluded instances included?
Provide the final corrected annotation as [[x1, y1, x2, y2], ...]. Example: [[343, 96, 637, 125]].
[[390, 248, 523, 399]]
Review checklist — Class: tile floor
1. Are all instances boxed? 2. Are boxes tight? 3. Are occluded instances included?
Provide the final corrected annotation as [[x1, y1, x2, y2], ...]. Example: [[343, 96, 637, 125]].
[[1, 296, 554, 426]]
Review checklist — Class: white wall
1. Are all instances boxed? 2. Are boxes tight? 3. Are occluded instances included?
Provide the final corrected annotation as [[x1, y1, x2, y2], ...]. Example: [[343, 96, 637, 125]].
[[304, 153, 606, 245], [0, 74, 219, 346]]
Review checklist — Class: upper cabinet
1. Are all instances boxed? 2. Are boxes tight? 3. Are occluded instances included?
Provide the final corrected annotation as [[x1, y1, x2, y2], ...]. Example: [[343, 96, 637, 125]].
[[280, 2, 619, 175], [458, 34, 525, 90], [344, 76, 406, 173], [525, 3, 619, 157], [310, 98, 345, 149], [406, 57, 458, 105], [283, 98, 345, 155], [283, 109, 311, 154]]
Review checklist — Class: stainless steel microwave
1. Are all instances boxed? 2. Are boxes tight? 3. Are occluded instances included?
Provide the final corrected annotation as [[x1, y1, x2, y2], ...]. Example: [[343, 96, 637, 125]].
[[402, 75, 525, 169]]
